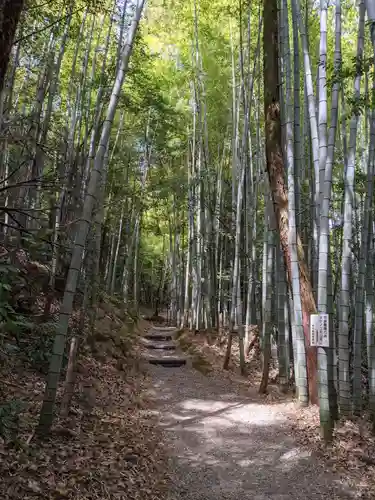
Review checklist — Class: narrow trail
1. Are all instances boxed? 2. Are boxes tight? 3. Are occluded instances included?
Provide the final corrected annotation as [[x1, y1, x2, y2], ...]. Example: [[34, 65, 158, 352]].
[[143, 327, 354, 500]]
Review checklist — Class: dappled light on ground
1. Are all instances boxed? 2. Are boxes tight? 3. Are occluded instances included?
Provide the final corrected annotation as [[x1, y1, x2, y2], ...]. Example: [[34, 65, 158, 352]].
[[147, 365, 356, 500]]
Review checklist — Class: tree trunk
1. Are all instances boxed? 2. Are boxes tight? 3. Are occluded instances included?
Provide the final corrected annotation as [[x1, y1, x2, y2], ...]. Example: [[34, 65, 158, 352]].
[[37, 0, 145, 435], [283, 0, 309, 406], [0, 0, 24, 92], [263, 0, 318, 404], [60, 336, 80, 417], [259, 195, 275, 393]]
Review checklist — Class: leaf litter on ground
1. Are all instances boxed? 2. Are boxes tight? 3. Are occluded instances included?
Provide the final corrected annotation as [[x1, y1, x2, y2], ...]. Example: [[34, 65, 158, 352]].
[[0, 305, 169, 500], [177, 327, 375, 499]]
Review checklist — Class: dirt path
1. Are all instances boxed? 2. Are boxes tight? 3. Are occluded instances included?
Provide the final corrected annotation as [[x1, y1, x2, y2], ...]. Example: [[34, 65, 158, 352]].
[[147, 364, 354, 500]]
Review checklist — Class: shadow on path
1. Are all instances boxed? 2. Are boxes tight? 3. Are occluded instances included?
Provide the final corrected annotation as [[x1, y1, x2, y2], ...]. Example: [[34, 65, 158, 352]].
[[147, 365, 354, 500]]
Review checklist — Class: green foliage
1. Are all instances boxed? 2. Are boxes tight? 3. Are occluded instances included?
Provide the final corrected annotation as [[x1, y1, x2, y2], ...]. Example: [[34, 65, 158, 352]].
[[26, 321, 58, 374], [0, 258, 57, 373], [0, 399, 25, 442], [0, 261, 33, 338], [346, 92, 368, 117]]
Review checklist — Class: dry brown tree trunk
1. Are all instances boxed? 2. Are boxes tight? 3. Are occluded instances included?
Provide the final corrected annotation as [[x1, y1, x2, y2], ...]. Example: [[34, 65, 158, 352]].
[[0, 0, 24, 92], [263, 0, 318, 404]]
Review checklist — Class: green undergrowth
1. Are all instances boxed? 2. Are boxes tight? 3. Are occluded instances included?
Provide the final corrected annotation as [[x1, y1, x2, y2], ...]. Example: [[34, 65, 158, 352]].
[[177, 330, 213, 375]]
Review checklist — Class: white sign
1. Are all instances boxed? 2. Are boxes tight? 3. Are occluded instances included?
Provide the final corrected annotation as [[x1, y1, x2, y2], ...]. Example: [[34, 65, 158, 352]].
[[318, 313, 329, 347], [310, 313, 329, 347], [310, 314, 318, 346]]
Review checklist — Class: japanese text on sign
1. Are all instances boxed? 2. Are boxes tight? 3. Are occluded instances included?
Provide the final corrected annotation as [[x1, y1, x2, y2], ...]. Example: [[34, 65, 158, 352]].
[[310, 313, 329, 347]]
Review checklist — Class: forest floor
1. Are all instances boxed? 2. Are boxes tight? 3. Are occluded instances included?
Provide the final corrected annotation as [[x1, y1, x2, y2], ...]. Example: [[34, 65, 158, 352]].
[[145, 328, 375, 500], [3, 311, 375, 499], [0, 303, 169, 500]]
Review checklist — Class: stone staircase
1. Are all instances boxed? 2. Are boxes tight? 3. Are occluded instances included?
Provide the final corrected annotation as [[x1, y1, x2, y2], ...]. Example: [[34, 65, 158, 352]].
[[140, 326, 189, 367]]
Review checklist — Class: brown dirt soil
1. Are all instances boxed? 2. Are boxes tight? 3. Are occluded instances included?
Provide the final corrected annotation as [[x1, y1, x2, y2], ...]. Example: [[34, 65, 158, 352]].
[[177, 328, 285, 397], [176, 328, 375, 499], [0, 302, 169, 500]]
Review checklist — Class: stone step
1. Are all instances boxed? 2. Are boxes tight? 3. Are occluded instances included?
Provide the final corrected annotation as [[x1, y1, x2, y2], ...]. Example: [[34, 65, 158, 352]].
[[140, 337, 176, 350], [151, 326, 177, 331], [150, 326, 179, 334], [141, 350, 188, 367], [144, 331, 174, 341]]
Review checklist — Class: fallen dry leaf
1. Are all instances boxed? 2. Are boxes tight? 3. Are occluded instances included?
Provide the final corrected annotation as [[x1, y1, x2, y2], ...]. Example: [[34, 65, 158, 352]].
[[0, 304, 169, 500], [177, 328, 375, 500]]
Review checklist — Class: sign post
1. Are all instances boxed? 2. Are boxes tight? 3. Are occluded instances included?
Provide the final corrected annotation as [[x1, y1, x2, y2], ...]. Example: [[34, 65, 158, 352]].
[[310, 313, 329, 347]]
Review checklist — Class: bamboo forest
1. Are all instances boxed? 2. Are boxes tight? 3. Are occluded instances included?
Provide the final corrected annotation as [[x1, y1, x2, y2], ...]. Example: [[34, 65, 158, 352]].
[[1, 0, 375, 498]]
